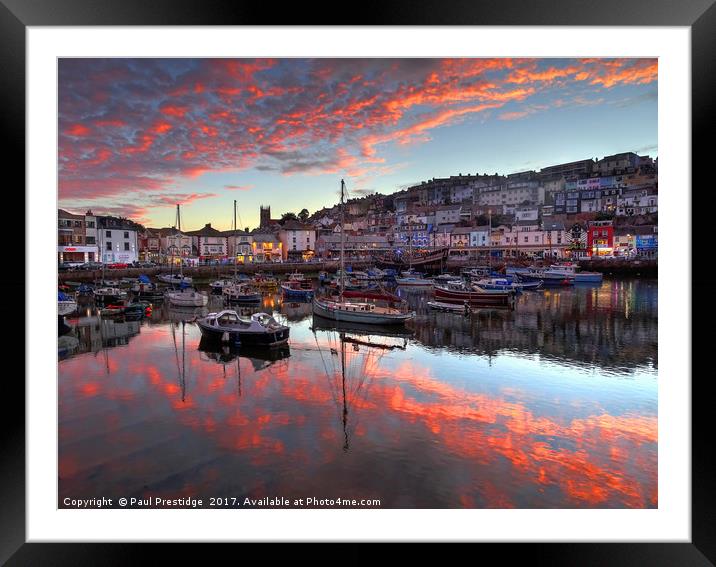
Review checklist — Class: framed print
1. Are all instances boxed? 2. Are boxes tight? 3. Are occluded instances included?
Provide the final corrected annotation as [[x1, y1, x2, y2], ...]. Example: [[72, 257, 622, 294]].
[[3, 0, 713, 563]]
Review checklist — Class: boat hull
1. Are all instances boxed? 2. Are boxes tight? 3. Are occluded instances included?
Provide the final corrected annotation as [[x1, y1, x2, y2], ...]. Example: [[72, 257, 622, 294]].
[[434, 286, 514, 307], [197, 321, 289, 347], [518, 273, 574, 286], [312, 299, 414, 325]]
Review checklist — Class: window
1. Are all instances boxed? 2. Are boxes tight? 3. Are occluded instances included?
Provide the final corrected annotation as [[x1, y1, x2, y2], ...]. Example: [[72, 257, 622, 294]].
[[124, 242, 130, 251], [124, 232, 129, 239], [523, 236, 528, 243], [86, 236, 96, 244], [86, 221, 95, 228], [106, 242, 112, 250], [74, 235, 83, 244], [74, 220, 82, 227], [106, 230, 111, 237]]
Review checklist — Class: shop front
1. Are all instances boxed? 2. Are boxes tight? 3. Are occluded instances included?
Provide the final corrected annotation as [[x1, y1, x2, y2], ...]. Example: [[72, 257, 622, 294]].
[[58, 245, 99, 264]]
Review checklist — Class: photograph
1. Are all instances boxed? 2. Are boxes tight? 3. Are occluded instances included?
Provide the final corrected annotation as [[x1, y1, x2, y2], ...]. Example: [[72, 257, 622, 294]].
[[56, 56, 659, 510]]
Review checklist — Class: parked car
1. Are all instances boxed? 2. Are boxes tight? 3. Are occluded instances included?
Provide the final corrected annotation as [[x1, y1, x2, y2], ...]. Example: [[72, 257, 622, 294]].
[[107, 262, 129, 269], [80, 261, 104, 270], [59, 261, 84, 271], [132, 261, 156, 268]]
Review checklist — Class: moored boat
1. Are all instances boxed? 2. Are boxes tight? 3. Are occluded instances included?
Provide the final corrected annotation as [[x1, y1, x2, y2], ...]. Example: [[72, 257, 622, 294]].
[[197, 309, 290, 347], [427, 300, 473, 314], [434, 284, 514, 307], [223, 282, 262, 303], [58, 291, 78, 315]]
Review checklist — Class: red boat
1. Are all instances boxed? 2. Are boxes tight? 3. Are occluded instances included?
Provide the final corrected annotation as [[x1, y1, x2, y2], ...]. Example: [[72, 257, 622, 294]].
[[434, 285, 514, 308]]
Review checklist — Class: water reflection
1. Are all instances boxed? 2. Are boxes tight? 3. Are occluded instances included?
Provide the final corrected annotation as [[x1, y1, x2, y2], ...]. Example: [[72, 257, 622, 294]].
[[58, 278, 657, 508]]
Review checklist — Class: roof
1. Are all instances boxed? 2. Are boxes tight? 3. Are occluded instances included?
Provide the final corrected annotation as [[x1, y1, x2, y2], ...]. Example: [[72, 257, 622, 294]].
[[542, 222, 566, 231], [184, 223, 225, 237], [279, 220, 314, 231]]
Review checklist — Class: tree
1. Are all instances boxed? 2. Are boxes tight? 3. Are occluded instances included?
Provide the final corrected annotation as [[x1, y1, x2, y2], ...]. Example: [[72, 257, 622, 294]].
[[298, 208, 310, 222], [280, 212, 298, 224]]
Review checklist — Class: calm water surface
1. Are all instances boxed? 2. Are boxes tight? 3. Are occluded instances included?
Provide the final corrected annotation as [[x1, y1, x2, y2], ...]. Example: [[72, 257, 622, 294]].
[[59, 278, 657, 508]]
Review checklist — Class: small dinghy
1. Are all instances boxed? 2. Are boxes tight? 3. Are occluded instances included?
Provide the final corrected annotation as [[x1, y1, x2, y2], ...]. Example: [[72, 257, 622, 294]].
[[427, 300, 472, 314]]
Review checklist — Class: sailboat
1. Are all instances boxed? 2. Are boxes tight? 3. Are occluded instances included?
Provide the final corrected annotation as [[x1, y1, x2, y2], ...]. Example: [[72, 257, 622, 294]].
[[166, 204, 208, 307], [312, 180, 416, 325], [158, 205, 193, 286], [220, 201, 261, 304]]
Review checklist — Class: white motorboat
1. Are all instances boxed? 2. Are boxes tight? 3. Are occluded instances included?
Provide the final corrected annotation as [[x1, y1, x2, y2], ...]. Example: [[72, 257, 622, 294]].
[[166, 287, 208, 307], [158, 273, 193, 285]]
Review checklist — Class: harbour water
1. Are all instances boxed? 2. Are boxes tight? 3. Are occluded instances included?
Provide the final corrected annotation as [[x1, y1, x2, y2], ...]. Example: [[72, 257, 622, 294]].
[[58, 278, 657, 508]]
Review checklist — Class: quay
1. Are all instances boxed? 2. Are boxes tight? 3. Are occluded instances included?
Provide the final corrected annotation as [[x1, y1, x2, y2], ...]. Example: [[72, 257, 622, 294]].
[[58, 257, 657, 283]]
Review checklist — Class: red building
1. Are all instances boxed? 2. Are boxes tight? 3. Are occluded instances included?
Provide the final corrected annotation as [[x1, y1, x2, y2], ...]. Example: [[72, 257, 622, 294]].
[[587, 220, 614, 256]]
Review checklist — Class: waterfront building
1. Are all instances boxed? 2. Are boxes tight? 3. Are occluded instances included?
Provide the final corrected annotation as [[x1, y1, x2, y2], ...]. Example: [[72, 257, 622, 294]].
[[587, 220, 615, 257], [223, 229, 254, 264], [250, 230, 283, 263], [157, 227, 193, 263], [138, 229, 161, 262], [633, 225, 658, 258], [185, 223, 228, 263], [450, 227, 472, 248], [57, 208, 100, 264], [539, 158, 595, 180], [278, 220, 316, 261], [432, 224, 454, 248], [469, 227, 490, 248], [97, 216, 140, 264]]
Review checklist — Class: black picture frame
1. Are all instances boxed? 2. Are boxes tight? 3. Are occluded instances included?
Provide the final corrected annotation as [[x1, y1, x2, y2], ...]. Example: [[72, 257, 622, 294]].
[[2, 0, 712, 562]]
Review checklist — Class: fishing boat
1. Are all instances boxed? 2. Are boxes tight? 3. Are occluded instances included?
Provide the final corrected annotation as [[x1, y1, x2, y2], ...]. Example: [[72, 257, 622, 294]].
[[223, 282, 262, 303], [281, 272, 314, 299], [434, 284, 514, 307], [427, 300, 473, 314], [58, 291, 78, 315], [281, 279, 314, 299], [313, 180, 416, 326], [196, 309, 290, 347]]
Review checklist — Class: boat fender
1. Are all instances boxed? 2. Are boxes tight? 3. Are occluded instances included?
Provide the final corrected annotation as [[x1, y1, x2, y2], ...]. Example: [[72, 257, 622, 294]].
[[222, 331, 230, 343]]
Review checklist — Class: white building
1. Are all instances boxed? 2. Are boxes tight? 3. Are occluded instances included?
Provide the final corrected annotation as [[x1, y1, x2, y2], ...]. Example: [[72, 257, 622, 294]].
[[97, 216, 139, 264], [278, 220, 316, 261]]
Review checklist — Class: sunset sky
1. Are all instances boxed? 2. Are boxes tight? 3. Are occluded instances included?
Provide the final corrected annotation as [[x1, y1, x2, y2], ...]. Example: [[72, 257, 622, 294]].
[[58, 58, 657, 230]]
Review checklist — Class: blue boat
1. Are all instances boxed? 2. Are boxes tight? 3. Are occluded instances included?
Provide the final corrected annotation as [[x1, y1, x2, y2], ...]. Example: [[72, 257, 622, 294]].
[[474, 277, 542, 292]]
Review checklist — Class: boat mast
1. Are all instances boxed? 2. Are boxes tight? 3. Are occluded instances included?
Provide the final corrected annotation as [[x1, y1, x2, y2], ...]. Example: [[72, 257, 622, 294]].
[[233, 199, 237, 281], [176, 204, 183, 279], [340, 179, 345, 301]]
